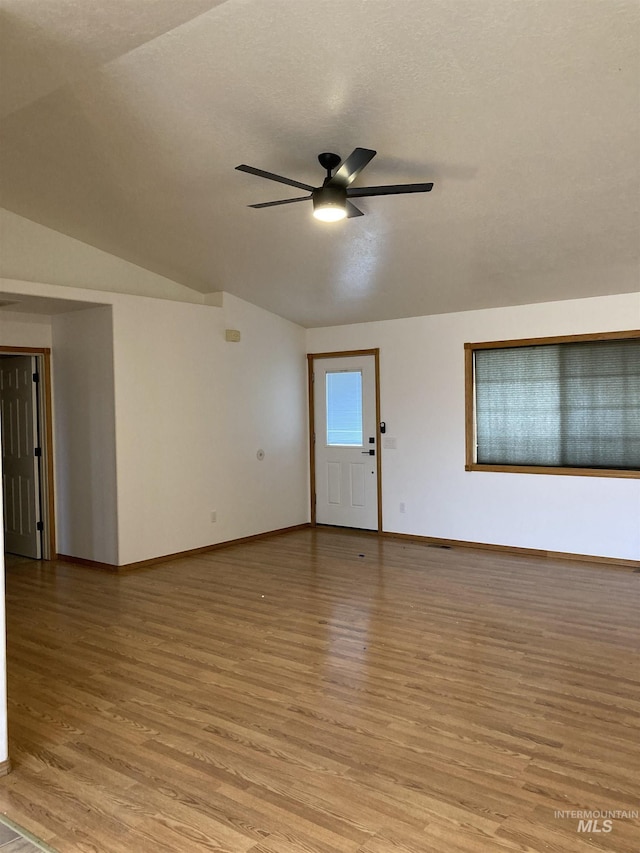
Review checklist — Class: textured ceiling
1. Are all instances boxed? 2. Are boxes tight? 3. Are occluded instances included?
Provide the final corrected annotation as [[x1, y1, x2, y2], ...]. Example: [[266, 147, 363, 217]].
[[0, 0, 638, 328]]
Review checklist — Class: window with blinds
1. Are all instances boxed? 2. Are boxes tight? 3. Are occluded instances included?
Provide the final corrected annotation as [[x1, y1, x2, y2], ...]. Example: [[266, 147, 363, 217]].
[[326, 370, 363, 446], [466, 333, 640, 476]]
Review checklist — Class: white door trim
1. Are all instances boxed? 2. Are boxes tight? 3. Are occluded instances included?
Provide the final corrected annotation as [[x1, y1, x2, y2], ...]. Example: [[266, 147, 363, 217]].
[[308, 348, 382, 531]]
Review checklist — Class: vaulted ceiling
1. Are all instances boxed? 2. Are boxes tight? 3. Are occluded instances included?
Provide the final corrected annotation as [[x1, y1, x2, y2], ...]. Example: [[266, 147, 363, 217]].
[[1, 0, 638, 327]]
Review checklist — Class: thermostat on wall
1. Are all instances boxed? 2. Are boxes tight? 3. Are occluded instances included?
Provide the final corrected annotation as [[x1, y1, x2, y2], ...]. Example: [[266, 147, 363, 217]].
[[225, 329, 241, 342]]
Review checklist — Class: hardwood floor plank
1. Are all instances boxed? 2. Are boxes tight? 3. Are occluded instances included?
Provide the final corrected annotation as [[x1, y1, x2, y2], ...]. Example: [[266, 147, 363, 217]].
[[496, 812, 640, 853], [1, 528, 638, 852]]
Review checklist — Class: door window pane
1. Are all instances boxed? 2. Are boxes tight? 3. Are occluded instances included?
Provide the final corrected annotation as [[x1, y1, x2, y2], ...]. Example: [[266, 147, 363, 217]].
[[326, 371, 363, 446]]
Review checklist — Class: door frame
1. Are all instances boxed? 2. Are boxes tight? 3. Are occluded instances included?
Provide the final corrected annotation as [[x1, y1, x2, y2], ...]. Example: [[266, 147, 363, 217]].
[[307, 348, 382, 531], [0, 346, 56, 559]]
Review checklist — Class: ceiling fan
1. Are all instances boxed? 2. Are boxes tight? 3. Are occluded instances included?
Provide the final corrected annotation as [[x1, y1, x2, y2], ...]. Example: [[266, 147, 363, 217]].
[[236, 148, 433, 222]]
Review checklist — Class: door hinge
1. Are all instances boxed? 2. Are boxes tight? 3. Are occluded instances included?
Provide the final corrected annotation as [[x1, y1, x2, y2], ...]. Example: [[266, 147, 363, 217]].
[[34, 447, 42, 457], [36, 521, 44, 532], [32, 372, 40, 383]]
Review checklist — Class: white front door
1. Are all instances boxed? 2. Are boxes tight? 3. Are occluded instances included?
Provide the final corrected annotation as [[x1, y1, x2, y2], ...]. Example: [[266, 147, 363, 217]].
[[313, 354, 379, 530], [0, 356, 42, 558]]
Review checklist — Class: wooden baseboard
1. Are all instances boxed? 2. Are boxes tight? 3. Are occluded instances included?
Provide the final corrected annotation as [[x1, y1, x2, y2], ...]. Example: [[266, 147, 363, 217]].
[[54, 522, 639, 572], [55, 554, 121, 572], [382, 531, 640, 569], [57, 523, 312, 573], [0, 758, 11, 777]]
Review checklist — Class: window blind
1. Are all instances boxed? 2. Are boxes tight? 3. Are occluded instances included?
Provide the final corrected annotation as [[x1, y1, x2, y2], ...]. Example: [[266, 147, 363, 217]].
[[475, 339, 640, 469], [326, 370, 363, 446]]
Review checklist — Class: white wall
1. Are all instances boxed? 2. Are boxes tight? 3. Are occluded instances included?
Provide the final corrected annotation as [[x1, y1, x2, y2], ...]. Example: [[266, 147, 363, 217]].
[[307, 293, 640, 562], [52, 306, 119, 564], [0, 311, 52, 348], [1, 278, 309, 566], [0, 455, 7, 767], [220, 293, 309, 540], [113, 292, 308, 565], [111, 296, 228, 564]]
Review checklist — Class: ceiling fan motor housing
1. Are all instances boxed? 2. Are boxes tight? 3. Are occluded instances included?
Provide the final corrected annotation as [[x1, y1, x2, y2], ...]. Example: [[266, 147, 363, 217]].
[[312, 184, 347, 213]]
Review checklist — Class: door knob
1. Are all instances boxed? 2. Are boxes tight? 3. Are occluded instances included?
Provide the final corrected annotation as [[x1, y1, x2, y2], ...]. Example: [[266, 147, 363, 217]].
[[361, 449, 375, 455]]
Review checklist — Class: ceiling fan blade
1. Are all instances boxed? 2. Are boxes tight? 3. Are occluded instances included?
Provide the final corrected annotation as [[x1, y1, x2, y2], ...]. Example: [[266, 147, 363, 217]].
[[346, 201, 364, 218], [347, 182, 434, 198], [328, 148, 377, 188], [236, 164, 314, 192], [248, 196, 311, 209]]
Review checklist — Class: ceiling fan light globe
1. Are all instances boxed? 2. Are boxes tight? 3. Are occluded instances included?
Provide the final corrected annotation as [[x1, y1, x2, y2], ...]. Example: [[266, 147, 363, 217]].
[[313, 205, 347, 222], [312, 185, 347, 222]]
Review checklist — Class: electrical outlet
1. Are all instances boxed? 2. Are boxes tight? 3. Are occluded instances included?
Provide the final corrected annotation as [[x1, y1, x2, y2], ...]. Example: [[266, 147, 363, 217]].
[[400, 502, 406, 514], [211, 511, 217, 523]]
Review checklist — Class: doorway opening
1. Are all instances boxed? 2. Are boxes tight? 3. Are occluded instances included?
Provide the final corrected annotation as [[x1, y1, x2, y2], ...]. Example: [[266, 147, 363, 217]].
[[308, 349, 382, 531], [0, 347, 55, 561]]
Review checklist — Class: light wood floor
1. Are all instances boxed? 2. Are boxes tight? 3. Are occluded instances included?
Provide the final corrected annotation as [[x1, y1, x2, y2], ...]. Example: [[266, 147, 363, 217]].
[[0, 529, 638, 853]]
